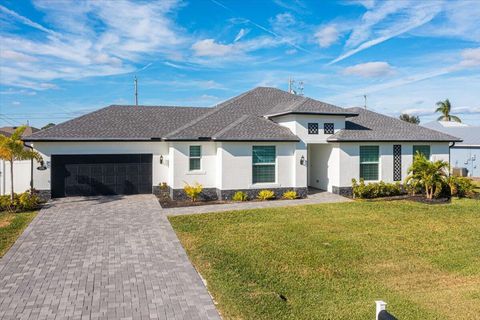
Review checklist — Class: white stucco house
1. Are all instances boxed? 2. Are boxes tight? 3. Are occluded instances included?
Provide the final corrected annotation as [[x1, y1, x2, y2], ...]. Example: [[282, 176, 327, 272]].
[[23, 87, 460, 199], [422, 121, 479, 177]]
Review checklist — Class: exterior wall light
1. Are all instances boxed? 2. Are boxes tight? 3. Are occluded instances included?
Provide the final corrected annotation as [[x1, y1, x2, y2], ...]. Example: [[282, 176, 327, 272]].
[[160, 155, 164, 164], [37, 161, 47, 171], [300, 155, 305, 165]]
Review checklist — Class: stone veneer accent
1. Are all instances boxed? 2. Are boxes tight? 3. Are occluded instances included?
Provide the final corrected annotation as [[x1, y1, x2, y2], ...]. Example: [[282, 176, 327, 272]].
[[332, 186, 353, 197], [217, 187, 308, 201], [169, 187, 308, 201], [36, 190, 51, 201], [170, 188, 218, 201]]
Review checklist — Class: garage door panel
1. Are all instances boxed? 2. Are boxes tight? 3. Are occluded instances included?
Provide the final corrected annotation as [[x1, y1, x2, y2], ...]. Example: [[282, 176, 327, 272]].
[[51, 154, 152, 198]]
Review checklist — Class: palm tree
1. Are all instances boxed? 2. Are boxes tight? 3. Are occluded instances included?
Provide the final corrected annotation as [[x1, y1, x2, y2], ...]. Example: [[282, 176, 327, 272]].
[[405, 153, 449, 199], [435, 99, 461, 122], [0, 126, 42, 201]]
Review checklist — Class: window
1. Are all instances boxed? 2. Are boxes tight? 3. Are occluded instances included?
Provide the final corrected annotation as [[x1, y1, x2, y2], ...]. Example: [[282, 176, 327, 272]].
[[393, 145, 402, 181], [308, 123, 318, 134], [324, 123, 334, 134], [189, 145, 201, 170], [360, 146, 379, 181], [252, 146, 276, 183], [413, 145, 430, 160]]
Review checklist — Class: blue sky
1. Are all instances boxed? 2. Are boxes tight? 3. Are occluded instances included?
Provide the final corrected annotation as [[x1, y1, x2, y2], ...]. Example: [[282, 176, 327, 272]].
[[0, 0, 479, 128]]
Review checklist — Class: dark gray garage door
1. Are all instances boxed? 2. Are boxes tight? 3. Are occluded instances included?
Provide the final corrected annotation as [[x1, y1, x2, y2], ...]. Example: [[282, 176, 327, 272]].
[[51, 154, 152, 198]]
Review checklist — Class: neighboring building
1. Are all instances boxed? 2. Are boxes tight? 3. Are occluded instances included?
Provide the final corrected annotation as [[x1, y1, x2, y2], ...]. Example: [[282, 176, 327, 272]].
[[23, 87, 460, 199], [0, 126, 40, 195], [423, 121, 480, 177]]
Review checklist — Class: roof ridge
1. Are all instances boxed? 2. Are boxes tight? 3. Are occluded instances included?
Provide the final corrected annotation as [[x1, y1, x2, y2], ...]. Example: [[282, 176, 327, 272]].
[[109, 105, 204, 109], [164, 87, 260, 138], [212, 114, 250, 138]]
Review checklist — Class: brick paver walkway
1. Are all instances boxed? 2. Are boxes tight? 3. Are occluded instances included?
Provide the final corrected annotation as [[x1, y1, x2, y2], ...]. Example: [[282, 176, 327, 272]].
[[0, 195, 220, 320]]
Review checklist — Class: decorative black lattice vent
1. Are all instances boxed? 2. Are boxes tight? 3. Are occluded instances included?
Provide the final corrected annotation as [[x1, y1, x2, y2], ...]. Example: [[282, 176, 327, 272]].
[[393, 144, 402, 181], [308, 123, 319, 134], [324, 123, 334, 134]]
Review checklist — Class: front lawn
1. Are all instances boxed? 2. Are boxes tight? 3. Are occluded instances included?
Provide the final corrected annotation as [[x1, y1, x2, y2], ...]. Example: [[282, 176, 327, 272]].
[[0, 211, 37, 257], [170, 199, 480, 319]]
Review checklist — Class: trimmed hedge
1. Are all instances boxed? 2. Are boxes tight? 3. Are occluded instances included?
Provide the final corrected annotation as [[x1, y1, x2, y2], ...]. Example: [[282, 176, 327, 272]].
[[352, 179, 403, 199]]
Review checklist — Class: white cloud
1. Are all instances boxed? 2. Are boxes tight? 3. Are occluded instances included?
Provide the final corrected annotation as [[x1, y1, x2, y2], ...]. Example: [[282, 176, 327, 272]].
[[0, 50, 37, 63], [314, 25, 339, 48], [414, 1, 480, 42], [330, 1, 442, 64], [234, 28, 250, 42], [191, 39, 235, 57], [11, 101, 21, 105], [343, 61, 394, 77], [273, 0, 308, 14], [403, 106, 480, 116], [0, 1, 185, 89], [459, 48, 480, 67], [191, 36, 281, 59]]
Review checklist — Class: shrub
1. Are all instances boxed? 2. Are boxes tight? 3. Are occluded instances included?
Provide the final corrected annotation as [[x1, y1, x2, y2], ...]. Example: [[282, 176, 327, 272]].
[[232, 191, 248, 201], [159, 182, 169, 191], [19, 192, 41, 211], [352, 179, 403, 199], [0, 191, 41, 212], [257, 190, 275, 201], [183, 182, 203, 202], [448, 176, 476, 198], [282, 190, 298, 200]]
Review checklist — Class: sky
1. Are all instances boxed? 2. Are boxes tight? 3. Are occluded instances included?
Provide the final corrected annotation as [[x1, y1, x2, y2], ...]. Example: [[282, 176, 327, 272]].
[[0, 0, 479, 128]]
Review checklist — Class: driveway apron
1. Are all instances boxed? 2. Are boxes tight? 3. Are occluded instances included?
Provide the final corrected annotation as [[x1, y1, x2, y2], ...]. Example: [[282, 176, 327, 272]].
[[0, 195, 220, 320]]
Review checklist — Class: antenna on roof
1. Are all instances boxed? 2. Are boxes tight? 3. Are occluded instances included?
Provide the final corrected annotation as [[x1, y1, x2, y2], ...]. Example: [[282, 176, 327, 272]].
[[288, 77, 304, 96], [134, 75, 138, 106], [363, 94, 367, 109]]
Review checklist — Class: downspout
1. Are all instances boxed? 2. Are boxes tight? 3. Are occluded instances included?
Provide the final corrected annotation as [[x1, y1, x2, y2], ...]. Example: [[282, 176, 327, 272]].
[[448, 141, 456, 177], [23, 142, 34, 193]]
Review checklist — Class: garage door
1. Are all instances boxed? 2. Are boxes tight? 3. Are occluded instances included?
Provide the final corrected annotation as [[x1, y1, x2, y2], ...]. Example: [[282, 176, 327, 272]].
[[51, 154, 152, 197]]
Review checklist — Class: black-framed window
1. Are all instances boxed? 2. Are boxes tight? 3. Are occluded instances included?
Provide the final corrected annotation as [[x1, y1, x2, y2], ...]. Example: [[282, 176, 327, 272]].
[[393, 145, 402, 181], [360, 146, 379, 181], [413, 145, 430, 160], [252, 146, 276, 183], [324, 123, 334, 134], [189, 145, 201, 170]]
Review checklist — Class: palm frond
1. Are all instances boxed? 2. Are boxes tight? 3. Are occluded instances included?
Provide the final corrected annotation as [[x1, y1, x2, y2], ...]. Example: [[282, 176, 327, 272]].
[[450, 115, 462, 123]]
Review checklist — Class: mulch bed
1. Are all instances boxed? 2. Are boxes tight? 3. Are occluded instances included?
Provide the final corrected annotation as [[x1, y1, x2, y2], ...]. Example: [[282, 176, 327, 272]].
[[358, 194, 451, 204], [157, 193, 301, 208]]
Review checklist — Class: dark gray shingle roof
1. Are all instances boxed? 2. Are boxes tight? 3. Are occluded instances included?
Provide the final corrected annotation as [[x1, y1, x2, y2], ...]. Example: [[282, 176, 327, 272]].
[[25, 105, 210, 141], [213, 115, 298, 141], [265, 95, 358, 117], [327, 108, 462, 142], [164, 87, 343, 141]]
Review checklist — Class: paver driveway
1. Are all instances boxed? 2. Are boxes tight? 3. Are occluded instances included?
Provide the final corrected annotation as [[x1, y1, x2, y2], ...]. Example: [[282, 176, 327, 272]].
[[0, 195, 220, 320]]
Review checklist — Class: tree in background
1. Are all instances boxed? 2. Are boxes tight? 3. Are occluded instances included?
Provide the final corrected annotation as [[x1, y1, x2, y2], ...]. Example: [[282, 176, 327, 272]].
[[0, 126, 42, 201], [399, 113, 420, 124], [435, 99, 461, 122], [41, 123, 55, 130]]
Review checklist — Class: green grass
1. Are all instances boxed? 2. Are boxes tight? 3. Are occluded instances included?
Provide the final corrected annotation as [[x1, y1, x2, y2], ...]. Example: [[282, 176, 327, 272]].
[[170, 199, 480, 320], [0, 211, 37, 257]]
